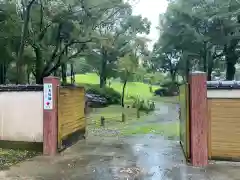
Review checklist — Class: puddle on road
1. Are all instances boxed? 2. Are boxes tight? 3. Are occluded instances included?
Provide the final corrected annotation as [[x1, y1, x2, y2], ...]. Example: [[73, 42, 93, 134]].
[[4, 103, 240, 180], [110, 136, 186, 180]]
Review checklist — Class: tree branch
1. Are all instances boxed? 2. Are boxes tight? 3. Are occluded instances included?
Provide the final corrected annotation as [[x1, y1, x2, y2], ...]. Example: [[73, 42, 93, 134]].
[[93, 8, 122, 30], [43, 39, 92, 76], [38, 23, 52, 41], [80, 0, 92, 18], [68, 49, 84, 59], [39, 0, 44, 31], [213, 52, 224, 59], [49, 27, 62, 62], [16, 0, 37, 83]]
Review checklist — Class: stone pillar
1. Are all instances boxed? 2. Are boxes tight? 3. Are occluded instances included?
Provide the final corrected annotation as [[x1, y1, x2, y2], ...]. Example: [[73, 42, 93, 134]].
[[189, 72, 208, 166], [43, 76, 60, 156]]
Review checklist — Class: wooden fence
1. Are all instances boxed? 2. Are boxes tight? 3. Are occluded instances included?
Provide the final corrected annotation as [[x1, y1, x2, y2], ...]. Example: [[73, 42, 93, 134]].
[[179, 83, 190, 160], [58, 86, 85, 149]]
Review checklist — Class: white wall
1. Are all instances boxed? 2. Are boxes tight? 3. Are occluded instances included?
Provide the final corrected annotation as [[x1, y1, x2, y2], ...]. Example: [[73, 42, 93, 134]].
[[207, 89, 240, 98], [0, 91, 43, 142]]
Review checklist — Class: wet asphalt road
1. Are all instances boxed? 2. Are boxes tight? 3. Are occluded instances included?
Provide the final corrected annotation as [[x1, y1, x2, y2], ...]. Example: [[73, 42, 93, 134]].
[[1, 103, 240, 180]]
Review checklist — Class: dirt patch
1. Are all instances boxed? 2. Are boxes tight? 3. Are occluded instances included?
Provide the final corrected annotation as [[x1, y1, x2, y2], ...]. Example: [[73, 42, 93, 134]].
[[0, 148, 39, 170]]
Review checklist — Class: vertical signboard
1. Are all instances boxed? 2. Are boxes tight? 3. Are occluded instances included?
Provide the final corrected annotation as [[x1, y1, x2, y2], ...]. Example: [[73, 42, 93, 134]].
[[44, 83, 53, 110]]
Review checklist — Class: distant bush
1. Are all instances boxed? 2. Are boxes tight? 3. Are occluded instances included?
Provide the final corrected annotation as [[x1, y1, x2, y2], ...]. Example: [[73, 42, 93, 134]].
[[160, 80, 182, 88], [83, 84, 121, 105], [154, 80, 181, 96], [130, 96, 155, 113]]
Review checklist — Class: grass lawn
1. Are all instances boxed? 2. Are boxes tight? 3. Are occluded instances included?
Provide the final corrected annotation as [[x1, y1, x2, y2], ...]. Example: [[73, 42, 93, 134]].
[[0, 149, 39, 170], [74, 73, 179, 104], [121, 122, 179, 138], [87, 105, 146, 127], [151, 96, 179, 104], [77, 73, 179, 138], [87, 104, 179, 139], [74, 73, 159, 98]]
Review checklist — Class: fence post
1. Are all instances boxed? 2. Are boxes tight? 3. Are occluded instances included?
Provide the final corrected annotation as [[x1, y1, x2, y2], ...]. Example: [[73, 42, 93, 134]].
[[189, 71, 208, 166], [43, 76, 60, 156], [100, 116, 105, 126]]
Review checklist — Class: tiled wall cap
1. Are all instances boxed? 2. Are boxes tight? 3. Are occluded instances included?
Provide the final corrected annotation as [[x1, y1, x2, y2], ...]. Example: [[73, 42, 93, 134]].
[[190, 71, 206, 74], [44, 76, 60, 80]]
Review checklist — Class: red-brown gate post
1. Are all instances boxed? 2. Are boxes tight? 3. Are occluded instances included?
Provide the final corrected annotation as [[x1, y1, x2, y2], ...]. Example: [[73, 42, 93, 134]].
[[43, 76, 60, 156], [189, 71, 208, 166]]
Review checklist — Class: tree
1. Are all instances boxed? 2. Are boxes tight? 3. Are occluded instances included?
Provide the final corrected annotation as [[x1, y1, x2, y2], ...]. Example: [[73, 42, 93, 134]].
[[86, 12, 151, 87], [16, 0, 37, 83], [0, 1, 22, 84], [0, 0, 151, 85], [153, 0, 240, 81], [152, 45, 181, 83], [118, 52, 138, 107], [118, 36, 148, 107], [26, 0, 115, 84]]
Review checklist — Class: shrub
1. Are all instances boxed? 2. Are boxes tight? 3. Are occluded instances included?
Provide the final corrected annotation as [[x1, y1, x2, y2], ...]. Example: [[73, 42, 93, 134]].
[[84, 84, 121, 105], [131, 96, 155, 113], [155, 80, 181, 96]]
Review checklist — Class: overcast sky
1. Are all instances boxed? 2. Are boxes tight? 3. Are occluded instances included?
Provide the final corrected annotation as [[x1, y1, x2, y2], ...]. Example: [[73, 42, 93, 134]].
[[132, 0, 168, 50]]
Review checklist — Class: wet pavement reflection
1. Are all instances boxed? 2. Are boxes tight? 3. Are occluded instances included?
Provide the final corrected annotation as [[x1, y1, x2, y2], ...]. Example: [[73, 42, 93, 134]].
[[1, 103, 240, 179], [2, 135, 240, 180]]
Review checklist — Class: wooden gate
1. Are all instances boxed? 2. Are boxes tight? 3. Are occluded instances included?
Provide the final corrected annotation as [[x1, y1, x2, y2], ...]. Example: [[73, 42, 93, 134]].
[[57, 86, 86, 149], [208, 98, 240, 159], [179, 83, 190, 159]]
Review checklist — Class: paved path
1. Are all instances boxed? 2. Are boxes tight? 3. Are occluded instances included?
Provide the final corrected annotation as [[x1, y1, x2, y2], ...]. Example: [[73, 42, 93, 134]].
[[1, 103, 240, 180]]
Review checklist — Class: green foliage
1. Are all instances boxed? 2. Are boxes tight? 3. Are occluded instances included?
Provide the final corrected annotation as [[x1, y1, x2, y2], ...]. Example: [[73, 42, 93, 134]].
[[84, 84, 121, 105], [71, 58, 93, 74], [74, 73, 159, 98], [0, 0, 151, 84], [133, 67, 147, 82], [154, 79, 180, 97], [144, 72, 166, 85], [152, 0, 240, 81], [118, 53, 139, 80], [160, 80, 182, 88], [130, 96, 155, 113], [118, 52, 140, 106]]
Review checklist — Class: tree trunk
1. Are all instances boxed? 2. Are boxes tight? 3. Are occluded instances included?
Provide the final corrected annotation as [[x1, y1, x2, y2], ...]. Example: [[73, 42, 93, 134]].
[[170, 69, 176, 83], [121, 78, 128, 108], [149, 84, 152, 93], [0, 63, 7, 84], [61, 63, 67, 85], [27, 67, 31, 84], [16, 0, 36, 84], [207, 66, 213, 81], [100, 54, 107, 88], [226, 62, 236, 80], [34, 46, 44, 84], [207, 60, 213, 81], [224, 40, 238, 80], [27, 73, 30, 84], [181, 74, 185, 82], [207, 51, 213, 81], [202, 42, 207, 72], [70, 63, 75, 84], [35, 76, 43, 84], [185, 61, 189, 82], [100, 75, 106, 88]]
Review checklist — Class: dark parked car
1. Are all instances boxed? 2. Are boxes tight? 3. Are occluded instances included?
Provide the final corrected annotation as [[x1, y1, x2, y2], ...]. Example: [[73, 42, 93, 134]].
[[85, 93, 107, 108], [154, 86, 179, 97]]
